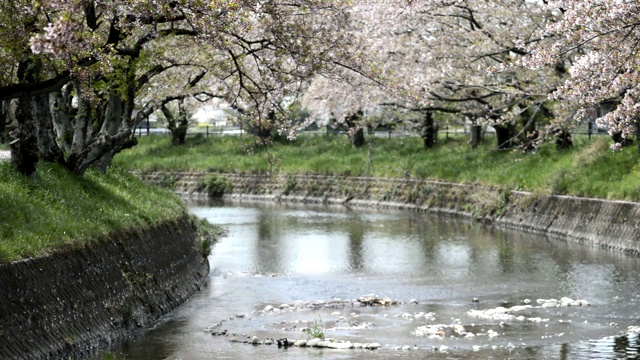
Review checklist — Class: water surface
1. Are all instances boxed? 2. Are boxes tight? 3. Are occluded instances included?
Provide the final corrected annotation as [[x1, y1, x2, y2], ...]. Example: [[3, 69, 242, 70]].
[[107, 200, 640, 359]]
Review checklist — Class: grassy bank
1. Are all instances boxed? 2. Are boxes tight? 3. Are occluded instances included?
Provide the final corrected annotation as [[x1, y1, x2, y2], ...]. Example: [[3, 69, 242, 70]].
[[0, 161, 186, 262], [113, 133, 640, 201]]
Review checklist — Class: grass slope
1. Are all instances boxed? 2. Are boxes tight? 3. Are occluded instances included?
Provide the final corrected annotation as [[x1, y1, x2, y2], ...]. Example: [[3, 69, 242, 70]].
[[113, 133, 640, 201], [0, 162, 185, 262]]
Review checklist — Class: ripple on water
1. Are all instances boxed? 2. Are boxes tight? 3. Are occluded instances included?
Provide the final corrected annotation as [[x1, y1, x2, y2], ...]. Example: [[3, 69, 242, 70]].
[[102, 201, 640, 360]]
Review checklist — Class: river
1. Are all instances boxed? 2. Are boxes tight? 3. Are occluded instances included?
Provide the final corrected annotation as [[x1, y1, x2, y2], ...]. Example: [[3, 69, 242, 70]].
[[105, 200, 640, 359]]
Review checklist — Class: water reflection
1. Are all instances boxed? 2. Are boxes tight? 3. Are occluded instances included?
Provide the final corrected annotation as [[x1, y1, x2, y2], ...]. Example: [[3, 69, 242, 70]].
[[105, 200, 640, 360], [346, 218, 365, 272]]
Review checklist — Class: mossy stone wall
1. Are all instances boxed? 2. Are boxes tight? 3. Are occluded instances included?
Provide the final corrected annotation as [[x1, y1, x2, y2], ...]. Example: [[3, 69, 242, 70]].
[[0, 215, 208, 359], [138, 171, 640, 254]]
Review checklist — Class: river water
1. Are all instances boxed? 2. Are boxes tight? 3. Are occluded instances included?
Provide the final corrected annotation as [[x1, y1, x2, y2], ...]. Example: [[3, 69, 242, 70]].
[[106, 200, 640, 359]]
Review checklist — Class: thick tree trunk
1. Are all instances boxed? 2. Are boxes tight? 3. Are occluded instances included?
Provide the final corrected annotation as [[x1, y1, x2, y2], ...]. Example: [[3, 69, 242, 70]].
[[11, 96, 39, 177], [349, 127, 365, 148], [11, 58, 43, 177], [50, 89, 74, 153], [102, 92, 123, 134], [494, 124, 514, 149], [93, 136, 137, 173], [34, 93, 64, 163], [469, 125, 482, 149], [65, 91, 138, 176], [161, 103, 189, 146], [72, 92, 91, 156], [65, 93, 92, 175], [421, 112, 437, 149], [344, 111, 365, 148], [171, 125, 188, 145]]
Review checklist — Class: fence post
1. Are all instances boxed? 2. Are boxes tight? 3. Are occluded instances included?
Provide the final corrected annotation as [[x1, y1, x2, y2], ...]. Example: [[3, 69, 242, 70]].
[[588, 121, 592, 140], [206, 126, 209, 137]]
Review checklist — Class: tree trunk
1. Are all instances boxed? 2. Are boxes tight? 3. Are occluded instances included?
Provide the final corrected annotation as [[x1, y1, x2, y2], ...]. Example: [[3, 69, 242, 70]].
[[85, 63, 137, 174], [635, 119, 640, 154], [161, 103, 189, 146], [469, 125, 482, 149], [93, 136, 137, 173], [0, 100, 8, 144], [50, 89, 74, 153], [34, 93, 64, 163], [349, 127, 365, 147], [555, 130, 573, 149], [494, 124, 514, 150], [421, 111, 437, 149], [10, 96, 39, 177], [612, 132, 633, 148], [174, 101, 189, 145], [345, 111, 365, 148], [11, 58, 43, 177], [172, 125, 188, 145]]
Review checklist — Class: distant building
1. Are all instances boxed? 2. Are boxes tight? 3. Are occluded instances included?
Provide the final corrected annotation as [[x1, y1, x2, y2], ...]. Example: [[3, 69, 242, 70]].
[[192, 106, 237, 127]]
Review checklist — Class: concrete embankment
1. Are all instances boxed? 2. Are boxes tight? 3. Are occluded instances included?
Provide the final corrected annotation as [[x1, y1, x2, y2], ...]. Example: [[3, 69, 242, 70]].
[[140, 171, 640, 255], [0, 215, 208, 359]]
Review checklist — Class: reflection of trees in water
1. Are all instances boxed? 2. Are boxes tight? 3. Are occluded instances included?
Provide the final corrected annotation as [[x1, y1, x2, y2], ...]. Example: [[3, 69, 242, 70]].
[[622, 334, 640, 358], [558, 342, 569, 360], [496, 232, 514, 274], [253, 212, 283, 274], [614, 335, 630, 356], [607, 253, 640, 289], [346, 217, 365, 272], [415, 217, 437, 262]]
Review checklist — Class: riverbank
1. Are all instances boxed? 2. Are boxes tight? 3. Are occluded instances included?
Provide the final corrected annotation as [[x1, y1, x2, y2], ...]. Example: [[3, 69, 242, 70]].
[[0, 161, 221, 359], [137, 171, 640, 255], [0, 215, 209, 360], [113, 135, 640, 202]]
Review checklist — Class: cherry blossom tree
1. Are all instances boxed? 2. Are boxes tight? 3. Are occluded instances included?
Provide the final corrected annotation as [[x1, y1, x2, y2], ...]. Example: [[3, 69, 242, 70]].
[[304, 0, 564, 150], [1, 0, 356, 176], [521, 0, 640, 151]]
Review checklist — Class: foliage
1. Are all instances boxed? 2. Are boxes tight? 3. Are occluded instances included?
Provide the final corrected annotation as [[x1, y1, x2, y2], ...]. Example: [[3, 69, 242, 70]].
[[0, 162, 185, 262], [191, 216, 226, 258], [306, 317, 325, 340], [0, 0, 360, 177], [203, 174, 233, 198], [283, 176, 297, 195], [521, 1, 640, 150], [303, 0, 560, 146], [115, 134, 640, 202]]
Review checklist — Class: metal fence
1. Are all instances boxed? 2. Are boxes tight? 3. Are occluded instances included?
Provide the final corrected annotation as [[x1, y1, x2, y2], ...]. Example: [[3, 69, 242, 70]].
[[135, 122, 610, 140]]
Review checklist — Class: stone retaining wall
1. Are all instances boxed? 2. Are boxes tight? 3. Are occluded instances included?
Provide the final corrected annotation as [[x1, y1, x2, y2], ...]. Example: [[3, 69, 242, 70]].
[[0, 215, 208, 359], [139, 171, 640, 255]]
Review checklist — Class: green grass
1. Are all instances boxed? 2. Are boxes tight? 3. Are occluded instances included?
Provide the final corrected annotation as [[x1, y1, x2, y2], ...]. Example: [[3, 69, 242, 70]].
[[114, 133, 640, 201], [0, 161, 186, 262]]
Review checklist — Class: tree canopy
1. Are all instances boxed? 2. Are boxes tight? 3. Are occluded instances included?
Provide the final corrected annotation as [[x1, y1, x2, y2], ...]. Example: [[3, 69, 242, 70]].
[[521, 0, 640, 150], [0, 0, 358, 175], [2, 0, 640, 176]]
